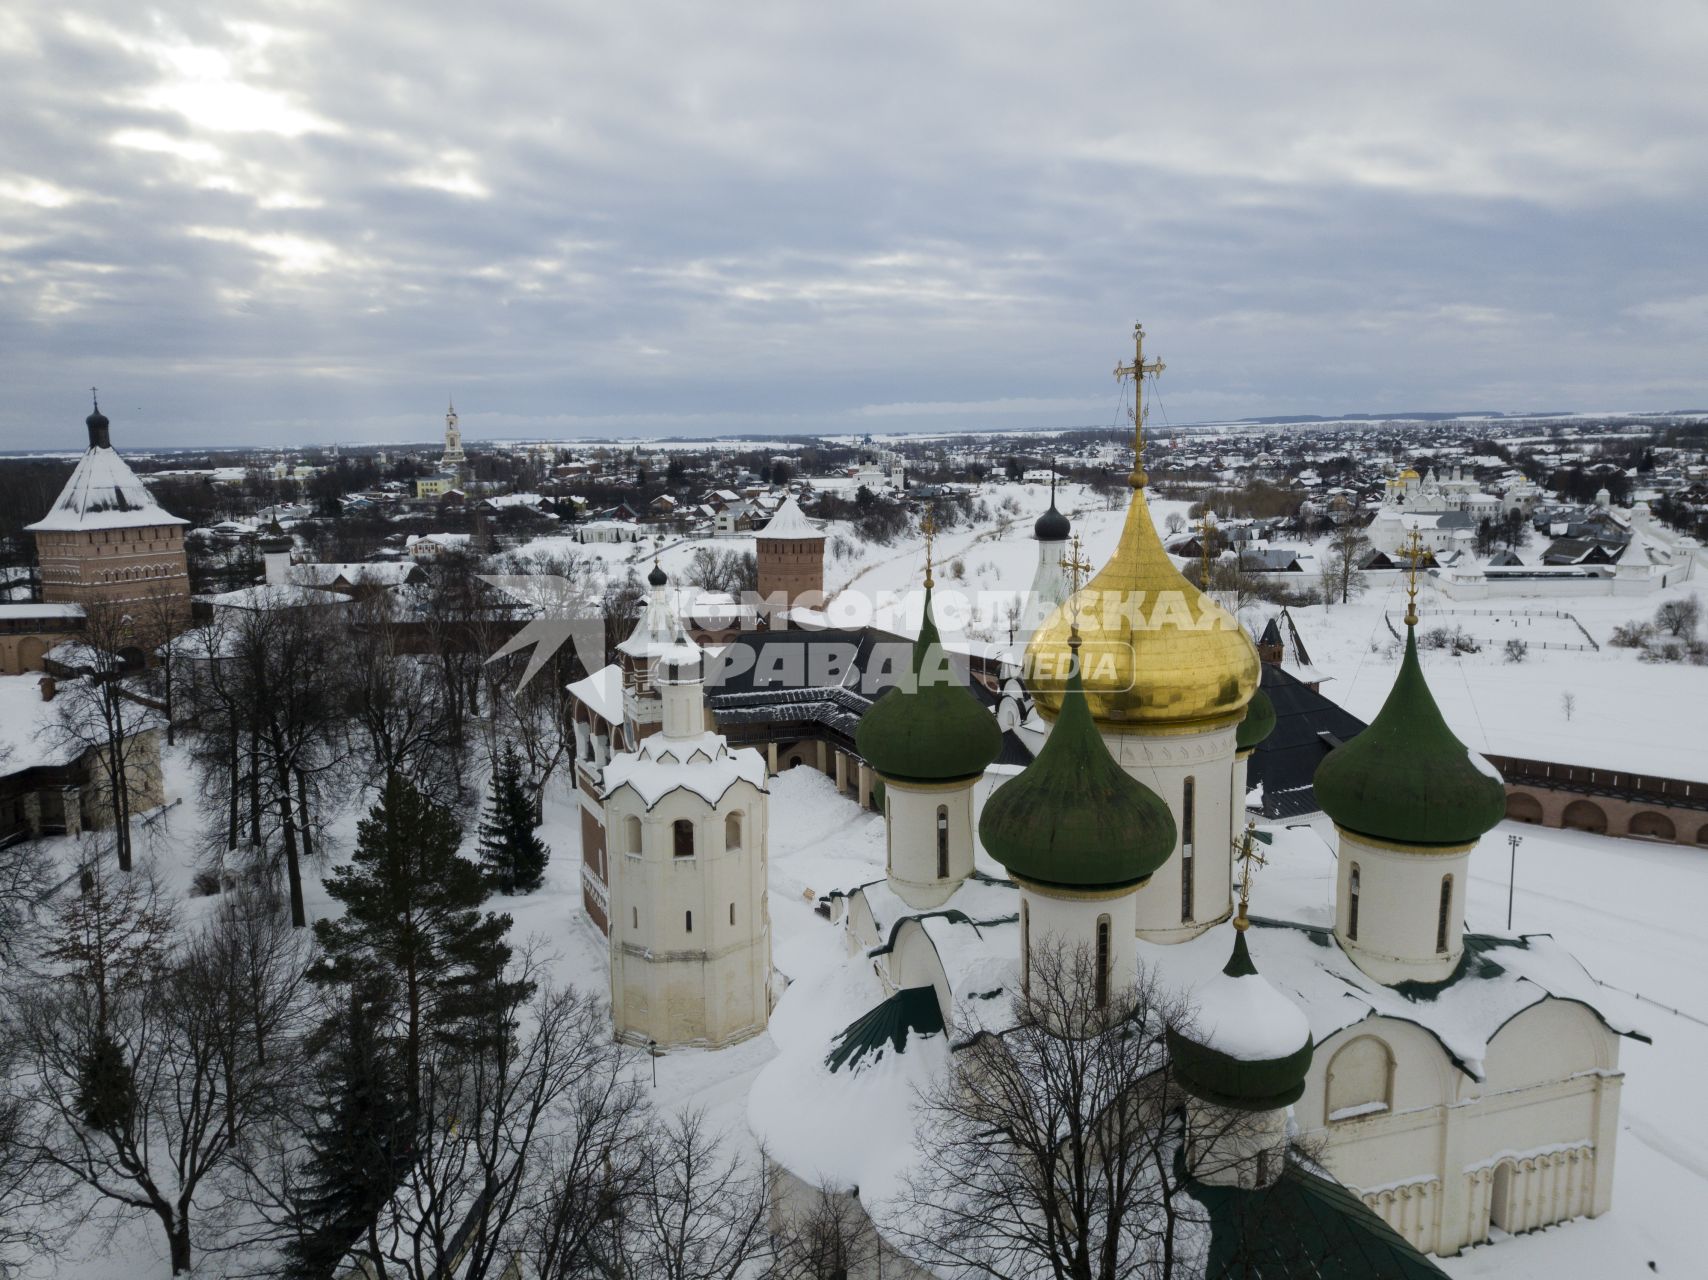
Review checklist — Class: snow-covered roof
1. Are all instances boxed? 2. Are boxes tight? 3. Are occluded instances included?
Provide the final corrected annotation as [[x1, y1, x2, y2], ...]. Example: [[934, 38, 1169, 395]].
[[755, 495, 823, 541], [24, 446, 190, 532], [1184, 943, 1313, 1061], [566, 663, 624, 725], [599, 731, 767, 809], [0, 674, 79, 769], [0, 602, 84, 621], [287, 562, 419, 588], [200, 584, 351, 611], [616, 585, 702, 661], [1147, 911, 1641, 1082]]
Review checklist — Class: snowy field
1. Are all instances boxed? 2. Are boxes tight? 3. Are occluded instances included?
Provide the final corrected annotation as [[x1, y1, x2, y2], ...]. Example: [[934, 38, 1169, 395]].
[[35, 483, 1708, 1276]]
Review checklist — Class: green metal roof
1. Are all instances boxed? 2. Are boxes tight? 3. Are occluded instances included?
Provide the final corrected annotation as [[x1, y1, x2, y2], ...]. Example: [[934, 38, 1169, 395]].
[[1236, 685, 1277, 751], [1312, 625, 1506, 847], [979, 640, 1176, 890], [1168, 931, 1314, 1111], [855, 584, 1003, 784], [1188, 1159, 1450, 1278], [825, 985, 945, 1072]]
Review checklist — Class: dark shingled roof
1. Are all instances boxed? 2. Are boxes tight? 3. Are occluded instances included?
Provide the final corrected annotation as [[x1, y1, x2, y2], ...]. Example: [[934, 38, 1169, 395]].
[[1244, 665, 1368, 821], [855, 585, 1003, 783]]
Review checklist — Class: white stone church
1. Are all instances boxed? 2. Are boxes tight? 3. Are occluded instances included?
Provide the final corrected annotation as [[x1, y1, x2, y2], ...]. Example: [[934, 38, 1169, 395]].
[[565, 332, 1639, 1272]]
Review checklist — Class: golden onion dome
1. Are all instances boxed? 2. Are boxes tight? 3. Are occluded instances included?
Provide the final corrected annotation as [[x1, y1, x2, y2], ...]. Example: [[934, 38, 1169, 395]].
[[1026, 489, 1259, 731]]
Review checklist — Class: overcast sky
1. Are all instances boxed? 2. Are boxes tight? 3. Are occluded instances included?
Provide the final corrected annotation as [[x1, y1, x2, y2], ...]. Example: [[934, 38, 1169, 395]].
[[3, 1, 1705, 449]]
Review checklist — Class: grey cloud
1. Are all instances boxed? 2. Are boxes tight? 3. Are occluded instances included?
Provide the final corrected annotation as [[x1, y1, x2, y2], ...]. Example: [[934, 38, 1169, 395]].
[[2, 0, 1705, 448]]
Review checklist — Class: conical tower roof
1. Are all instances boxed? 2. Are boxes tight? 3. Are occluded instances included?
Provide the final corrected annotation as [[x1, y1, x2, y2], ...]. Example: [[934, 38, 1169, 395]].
[[1167, 928, 1314, 1111], [980, 638, 1175, 890], [25, 401, 188, 534], [1313, 624, 1505, 847], [856, 582, 1002, 784]]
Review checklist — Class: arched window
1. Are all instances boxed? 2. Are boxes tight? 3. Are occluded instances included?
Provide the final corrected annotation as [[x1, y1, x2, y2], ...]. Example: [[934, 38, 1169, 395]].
[[1256, 1148, 1271, 1187], [685, 910, 693, 933], [936, 805, 950, 879], [1326, 1036, 1394, 1122], [1347, 863, 1361, 941], [1020, 900, 1031, 995], [725, 811, 743, 850], [632, 906, 638, 929], [624, 815, 642, 854], [1437, 874, 1454, 954], [1095, 914, 1112, 1009], [673, 819, 694, 858], [729, 902, 736, 926], [1180, 777, 1196, 922]]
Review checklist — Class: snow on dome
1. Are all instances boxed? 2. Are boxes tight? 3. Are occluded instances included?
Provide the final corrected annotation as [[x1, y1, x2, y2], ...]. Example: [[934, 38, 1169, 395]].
[[25, 444, 189, 533], [1189, 954, 1312, 1062], [616, 582, 702, 661], [754, 495, 823, 541], [599, 731, 766, 810]]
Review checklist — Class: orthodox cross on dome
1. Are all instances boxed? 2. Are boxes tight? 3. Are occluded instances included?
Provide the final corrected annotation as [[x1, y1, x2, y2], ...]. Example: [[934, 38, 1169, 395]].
[[1402, 527, 1426, 627], [90, 386, 100, 413], [1232, 818, 1270, 931], [1113, 321, 1165, 489], [921, 508, 936, 589], [1196, 507, 1217, 596], [1059, 532, 1093, 639]]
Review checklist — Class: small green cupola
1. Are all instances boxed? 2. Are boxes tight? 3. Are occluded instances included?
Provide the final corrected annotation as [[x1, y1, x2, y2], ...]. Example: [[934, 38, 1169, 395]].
[[1236, 686, 1276, 753], [1313, 621, 1505, 848], [856, 581, 1002, 785], [1167, 924, 1314, 1111], [979, 636, 1176, 890]]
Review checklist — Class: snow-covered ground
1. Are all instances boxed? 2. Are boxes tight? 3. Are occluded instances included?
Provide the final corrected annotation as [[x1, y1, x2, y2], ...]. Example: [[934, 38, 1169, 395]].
[[35, 483, 1708, 1277]]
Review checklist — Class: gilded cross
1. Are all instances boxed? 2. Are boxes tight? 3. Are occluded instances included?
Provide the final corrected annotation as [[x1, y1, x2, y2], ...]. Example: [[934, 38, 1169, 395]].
[[1402, 527, 1425, 627], [921, 509, 936, 589], [1196, 508, 1217, 594], [1233, 818, 1268, 929], [1113, 321, 1165, 489], [1060, 533, 1093, 636]]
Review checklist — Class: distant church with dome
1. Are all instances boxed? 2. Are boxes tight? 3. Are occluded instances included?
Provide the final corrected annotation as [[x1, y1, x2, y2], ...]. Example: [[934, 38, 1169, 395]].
[[568, 327, 1637, 1276]]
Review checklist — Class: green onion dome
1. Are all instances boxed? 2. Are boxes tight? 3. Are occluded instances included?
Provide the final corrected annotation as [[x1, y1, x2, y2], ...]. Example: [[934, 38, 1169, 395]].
[[1235, 686, 1276, 753], [1313, 624, 1506, 847], [979, 639, 1176, 890], [856, 584, 1002, 785], [1167, 929, 1314, 1111]]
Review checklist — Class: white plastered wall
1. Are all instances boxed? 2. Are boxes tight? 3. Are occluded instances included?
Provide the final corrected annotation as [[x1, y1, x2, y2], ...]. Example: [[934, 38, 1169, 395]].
[[1334, 830, 1470, 985], [883, 776, 976, 909]]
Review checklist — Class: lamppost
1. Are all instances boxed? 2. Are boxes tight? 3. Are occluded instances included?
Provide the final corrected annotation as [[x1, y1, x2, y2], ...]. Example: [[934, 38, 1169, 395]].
[[647, 1038, 659, 1088], [1507, 832, 1523, 930]]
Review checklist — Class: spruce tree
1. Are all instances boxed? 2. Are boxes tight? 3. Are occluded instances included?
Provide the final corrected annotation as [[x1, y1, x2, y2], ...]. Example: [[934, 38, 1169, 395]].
[[310, 773, 531, 1114], [477, 743, 551, 894], [287, 985, 410, 1278]]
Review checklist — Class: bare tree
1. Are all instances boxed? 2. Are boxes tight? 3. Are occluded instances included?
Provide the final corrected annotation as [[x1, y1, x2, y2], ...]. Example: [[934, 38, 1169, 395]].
[[1655, 595, 1700, 639], [1320, 523, 1370, 607], [889, 943, 1197, 1280], [180, 601, 348, 926], [17, 868, 307, 1275], [345, 593, 458, 798], [609, 1110, 772, 1280], [45, 603, 160, 871], [769, 1184, 884, 1280], [346, 974, 653, 1280]]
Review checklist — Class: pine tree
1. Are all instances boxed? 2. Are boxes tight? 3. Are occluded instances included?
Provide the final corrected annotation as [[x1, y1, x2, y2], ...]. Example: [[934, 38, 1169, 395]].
[[477, 743, 551, 894], [310, 773, 531, 1114], [287, 985, 410, 1279]]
